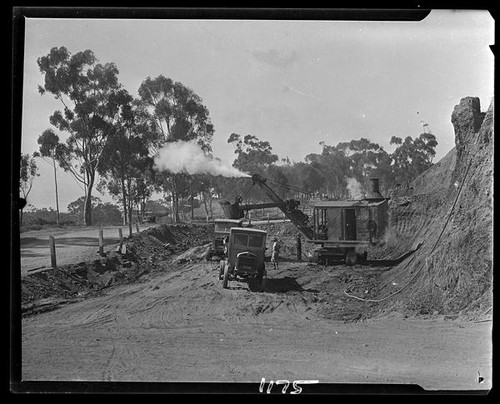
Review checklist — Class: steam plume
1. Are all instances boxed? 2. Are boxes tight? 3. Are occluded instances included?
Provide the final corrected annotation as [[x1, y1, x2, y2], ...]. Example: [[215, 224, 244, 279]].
[[346, 177, 365, 200], [154, 140, 250, 178]]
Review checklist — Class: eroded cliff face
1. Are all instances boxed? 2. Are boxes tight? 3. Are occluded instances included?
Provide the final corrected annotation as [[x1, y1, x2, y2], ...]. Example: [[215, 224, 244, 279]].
[[452, 97, 487, 157], [378, 97, 493, 315]]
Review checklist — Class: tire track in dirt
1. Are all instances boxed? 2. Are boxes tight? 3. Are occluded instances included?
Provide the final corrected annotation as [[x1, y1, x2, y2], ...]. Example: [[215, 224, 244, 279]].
[[21, 254, 492, 388]]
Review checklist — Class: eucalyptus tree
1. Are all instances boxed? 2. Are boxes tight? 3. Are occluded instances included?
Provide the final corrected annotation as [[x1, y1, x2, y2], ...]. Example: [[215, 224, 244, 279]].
[[37, 46, 126, 225], [390, 133, 438, 185], [227, 133, 279, 175], [138, 75, 215, 222], [97, 94, 157, 233], [19, 153, 39, 224], [35, 129, 65, 224]]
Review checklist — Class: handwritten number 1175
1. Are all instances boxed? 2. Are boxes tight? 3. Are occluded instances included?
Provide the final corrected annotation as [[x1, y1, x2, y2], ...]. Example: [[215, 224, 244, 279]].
[[259, 378, 319, 394]]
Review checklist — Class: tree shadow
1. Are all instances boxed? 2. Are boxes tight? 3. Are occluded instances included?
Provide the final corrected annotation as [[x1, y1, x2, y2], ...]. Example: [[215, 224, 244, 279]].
[[21, 236, 120, 249], [20, 237, 49, 248], [20, 251, 48, 258]]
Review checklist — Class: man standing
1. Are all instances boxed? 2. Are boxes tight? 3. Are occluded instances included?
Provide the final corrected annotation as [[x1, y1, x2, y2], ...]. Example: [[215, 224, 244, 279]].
[[271, 237, 281, 270]]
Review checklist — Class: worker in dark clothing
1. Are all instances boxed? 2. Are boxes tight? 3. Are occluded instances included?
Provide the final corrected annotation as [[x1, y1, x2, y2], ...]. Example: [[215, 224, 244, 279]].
[[229, 196, 244, 219]]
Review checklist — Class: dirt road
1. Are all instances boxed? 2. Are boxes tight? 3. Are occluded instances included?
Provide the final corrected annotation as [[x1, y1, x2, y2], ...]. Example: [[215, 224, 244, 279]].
[[21, 259, 492, 391], [20, 225, 154, 276]]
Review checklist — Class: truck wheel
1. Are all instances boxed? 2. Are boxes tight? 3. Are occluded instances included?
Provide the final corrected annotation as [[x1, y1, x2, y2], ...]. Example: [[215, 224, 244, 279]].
[[260, 269, 267, 292], [222, 263, 230, 289], [356, 251, 368, 264], [205, 247, 213, 261], [345, 249, 357, 266], [219, 260, 226, 280], [311, 249, 323, 264]]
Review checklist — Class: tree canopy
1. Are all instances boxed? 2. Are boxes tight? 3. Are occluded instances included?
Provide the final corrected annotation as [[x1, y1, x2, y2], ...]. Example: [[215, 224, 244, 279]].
[[228, 133, 279, 175], [31, 46, 440, 224], [37, 46, 127, 225], [138, 75, 215, 222], [20, 153, 39, 201]]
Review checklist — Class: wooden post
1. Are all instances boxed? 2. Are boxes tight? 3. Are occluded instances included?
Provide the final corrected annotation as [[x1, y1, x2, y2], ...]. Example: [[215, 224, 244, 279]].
[[136, 223, 140, 233], [49, 235, 57, 268], [296, 234, 302, 262], [267, 213, 270, 227], [118, 228, 123, 254], [99, 227, 104, 256]]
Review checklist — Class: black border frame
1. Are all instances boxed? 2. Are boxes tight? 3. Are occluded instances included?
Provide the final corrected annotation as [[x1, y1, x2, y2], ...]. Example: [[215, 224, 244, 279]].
[[10, 6, 495, 396]]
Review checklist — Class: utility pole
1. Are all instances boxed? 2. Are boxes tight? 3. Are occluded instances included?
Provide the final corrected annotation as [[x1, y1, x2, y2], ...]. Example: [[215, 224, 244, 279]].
[[190, 178, 194, 221]]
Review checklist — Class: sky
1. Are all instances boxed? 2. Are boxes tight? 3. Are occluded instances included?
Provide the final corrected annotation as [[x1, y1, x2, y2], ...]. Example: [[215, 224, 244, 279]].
[[20, 10, 494, 211]]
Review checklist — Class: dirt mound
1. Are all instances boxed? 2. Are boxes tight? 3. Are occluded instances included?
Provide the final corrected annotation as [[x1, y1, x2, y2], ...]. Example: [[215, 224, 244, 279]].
[[21, 223, 214, 316], [123, 223, 213, 265], [366, 97, 493, 317]]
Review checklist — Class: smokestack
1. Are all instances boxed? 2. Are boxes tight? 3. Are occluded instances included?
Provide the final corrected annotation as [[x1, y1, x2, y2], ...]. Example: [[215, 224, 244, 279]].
[[365, 178, 384, 201]]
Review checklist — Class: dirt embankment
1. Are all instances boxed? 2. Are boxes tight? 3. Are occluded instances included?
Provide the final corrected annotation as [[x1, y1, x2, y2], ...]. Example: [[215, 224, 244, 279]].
[[371, 97, 493, 317], [21, 224, 214, 316]]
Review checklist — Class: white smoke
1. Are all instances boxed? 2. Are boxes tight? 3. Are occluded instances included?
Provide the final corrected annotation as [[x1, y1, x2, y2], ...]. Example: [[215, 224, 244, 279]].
[[346, 177, 365, 200], [154, 140, 250, 178]]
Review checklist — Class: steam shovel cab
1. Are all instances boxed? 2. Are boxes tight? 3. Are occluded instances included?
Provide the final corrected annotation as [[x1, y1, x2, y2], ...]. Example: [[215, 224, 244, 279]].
[[220, 227, 268, 291], [309, 178, 389, 265]]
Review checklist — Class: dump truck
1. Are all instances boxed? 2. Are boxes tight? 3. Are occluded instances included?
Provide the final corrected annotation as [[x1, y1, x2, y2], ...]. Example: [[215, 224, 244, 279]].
[[221, 174, 389, 265], [205, 218, 245, 261], [219, 226, 268, 291]]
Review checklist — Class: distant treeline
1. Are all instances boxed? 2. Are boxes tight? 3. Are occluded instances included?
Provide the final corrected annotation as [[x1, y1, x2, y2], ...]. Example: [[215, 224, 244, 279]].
[[21, 46, 437, 226]]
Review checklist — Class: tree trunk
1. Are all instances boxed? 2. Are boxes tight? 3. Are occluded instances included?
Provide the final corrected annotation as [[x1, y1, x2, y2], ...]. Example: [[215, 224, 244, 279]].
[[127, 181, 133, 236], [201, 191, 209, 219], [171, 177, 180, 223], [171, 190, 176, 223], [128, 204, 133, 236], [208, 197, 213, 219], [121, 178, 127, 226], [83, 193, 92, 225], [53, 160, 60, 226], [174, 192, 180, 223], [140, 198, 146, 223], [190, 192, 194, 221], [83, 176, 94, 226]]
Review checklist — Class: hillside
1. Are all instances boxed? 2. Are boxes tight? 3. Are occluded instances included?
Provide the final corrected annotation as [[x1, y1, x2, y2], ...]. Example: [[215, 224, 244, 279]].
[[375, 97, 493, 316]]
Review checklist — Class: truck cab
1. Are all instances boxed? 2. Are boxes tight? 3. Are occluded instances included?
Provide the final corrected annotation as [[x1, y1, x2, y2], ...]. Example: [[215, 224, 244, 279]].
[[220, 227, 267, 291], [205, 218, 245, 261]]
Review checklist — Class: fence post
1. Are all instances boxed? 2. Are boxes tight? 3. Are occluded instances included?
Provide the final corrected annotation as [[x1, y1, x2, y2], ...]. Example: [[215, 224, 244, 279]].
[[296, 234, 302, 261], [49, 235, 57, 268], [99, 227, 104, 256], [118, 228, 123, 254], [136, 223, 140, 233]]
